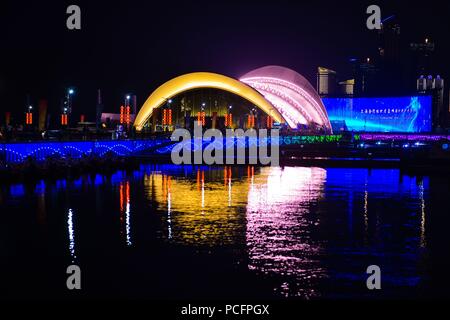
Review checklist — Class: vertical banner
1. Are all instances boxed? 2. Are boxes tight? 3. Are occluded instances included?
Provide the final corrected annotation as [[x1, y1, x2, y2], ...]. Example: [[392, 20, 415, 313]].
[[5, 112, 11, 126], [212, 112, 217, 129], [120, 105, 124, 124], [132, 95, 137, 115], [38, 99, 48, 131]]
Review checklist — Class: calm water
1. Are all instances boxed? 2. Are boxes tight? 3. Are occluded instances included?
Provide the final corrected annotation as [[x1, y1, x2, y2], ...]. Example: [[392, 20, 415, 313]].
[[1, 165, 450, 300]]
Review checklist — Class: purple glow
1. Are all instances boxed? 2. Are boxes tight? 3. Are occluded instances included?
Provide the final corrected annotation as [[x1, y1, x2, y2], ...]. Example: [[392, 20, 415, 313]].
[[240, 66, 332, 132], [360, 133, 450, 142]]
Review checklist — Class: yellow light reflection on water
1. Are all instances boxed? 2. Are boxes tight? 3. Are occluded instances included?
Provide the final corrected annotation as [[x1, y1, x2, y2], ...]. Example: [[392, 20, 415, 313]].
[[144, 167, 250, 246]]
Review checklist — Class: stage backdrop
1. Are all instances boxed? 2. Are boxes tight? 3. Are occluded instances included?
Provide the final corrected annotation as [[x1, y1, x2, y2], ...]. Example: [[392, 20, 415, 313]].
[[322, 96, 432, 133]]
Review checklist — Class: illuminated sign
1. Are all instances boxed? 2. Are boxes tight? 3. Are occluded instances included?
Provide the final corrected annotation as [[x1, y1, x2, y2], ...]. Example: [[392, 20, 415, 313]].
[[322, 96, 432, 132]]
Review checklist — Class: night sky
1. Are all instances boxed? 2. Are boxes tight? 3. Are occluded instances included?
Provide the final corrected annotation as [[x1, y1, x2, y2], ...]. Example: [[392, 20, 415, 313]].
[[1, 0, 449, 122]]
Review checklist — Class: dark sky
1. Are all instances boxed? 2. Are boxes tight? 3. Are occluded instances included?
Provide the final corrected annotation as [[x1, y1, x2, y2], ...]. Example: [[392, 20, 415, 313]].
[[1, 0, 449, 121]]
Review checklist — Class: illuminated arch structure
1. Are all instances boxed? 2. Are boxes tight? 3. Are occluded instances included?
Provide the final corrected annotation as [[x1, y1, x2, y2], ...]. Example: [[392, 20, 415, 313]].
[[134, 66, 332, 132], [134, 72, 285, 131]]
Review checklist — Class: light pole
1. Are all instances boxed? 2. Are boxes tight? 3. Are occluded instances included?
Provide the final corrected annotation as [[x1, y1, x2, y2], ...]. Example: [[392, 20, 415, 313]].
[[249, 107, 257, 129], [167, 99, 172, 129], [201, 103, 206, 126], [125, 95, 131, 130], [67, 88, 74, 114], [26, 105, 33, 125], [227, 105, 232, 128]]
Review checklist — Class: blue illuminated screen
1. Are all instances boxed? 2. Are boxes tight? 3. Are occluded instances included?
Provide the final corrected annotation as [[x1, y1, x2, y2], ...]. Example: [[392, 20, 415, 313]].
[[322, 96, 432, 132]]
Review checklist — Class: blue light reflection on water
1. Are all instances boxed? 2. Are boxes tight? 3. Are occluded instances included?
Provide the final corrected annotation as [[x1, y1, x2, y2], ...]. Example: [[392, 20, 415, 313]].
[[320, 168, 430, 297]]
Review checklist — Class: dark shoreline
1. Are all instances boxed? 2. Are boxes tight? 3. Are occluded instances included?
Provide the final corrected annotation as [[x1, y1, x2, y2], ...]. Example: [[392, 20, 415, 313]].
[[2, 137, 450, 183], [2, 154, 450, 185]]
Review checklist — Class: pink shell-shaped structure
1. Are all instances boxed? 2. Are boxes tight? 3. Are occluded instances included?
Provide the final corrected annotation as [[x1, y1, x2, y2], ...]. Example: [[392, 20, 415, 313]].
[[240, 65, 331, 131]]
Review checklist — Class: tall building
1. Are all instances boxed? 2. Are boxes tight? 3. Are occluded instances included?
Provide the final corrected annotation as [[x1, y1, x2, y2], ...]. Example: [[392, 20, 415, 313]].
[[350, 58, 379, 96], [378, 15, 401, 64], [96, 89, 104, 129], [417, 75, 445, 129], [338, 79, 354, 96], [317, 67, 337, 97], [410, 38, 435, 77], [374, 15, 409, 94]]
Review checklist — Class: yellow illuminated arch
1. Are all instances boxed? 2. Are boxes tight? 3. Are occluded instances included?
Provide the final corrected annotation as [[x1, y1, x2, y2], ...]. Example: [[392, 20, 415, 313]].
[[134, 72, 285, 131]]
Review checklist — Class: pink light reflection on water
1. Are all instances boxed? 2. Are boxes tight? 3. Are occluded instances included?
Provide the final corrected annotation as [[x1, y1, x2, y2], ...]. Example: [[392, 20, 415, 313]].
[[246, 166, 328, 298]]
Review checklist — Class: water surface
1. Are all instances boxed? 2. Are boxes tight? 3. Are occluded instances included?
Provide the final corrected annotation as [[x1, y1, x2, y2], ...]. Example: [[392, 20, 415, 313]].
[[1, 165, 449, 300]]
